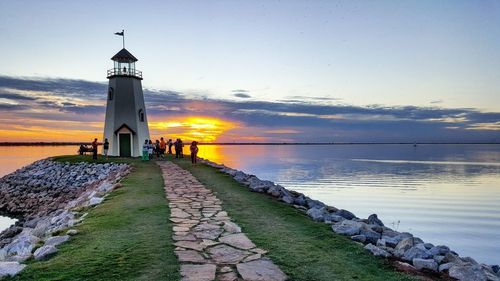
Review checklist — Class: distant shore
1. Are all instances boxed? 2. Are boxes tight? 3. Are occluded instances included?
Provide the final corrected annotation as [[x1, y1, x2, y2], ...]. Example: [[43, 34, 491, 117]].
[[1, 141, 499, 146]]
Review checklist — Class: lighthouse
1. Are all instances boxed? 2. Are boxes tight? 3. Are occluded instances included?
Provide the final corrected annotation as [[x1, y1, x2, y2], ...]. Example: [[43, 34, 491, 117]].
[[102, 47, 150, 157]]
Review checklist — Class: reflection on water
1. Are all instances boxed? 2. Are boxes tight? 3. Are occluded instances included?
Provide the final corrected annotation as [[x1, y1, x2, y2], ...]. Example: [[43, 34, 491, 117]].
[[198, 144, 500, 265], [0, 146, 78, 178]]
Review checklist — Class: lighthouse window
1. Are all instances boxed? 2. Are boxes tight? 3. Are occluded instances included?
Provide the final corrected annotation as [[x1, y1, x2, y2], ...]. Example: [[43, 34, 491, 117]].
[[108, 87, 114, 100], [139, 109, 144, 122]]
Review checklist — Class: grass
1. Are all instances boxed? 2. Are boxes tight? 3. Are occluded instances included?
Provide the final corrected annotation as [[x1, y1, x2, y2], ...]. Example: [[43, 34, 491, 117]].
[[5, 155, 179, 281], [174, 156, 417, 281]]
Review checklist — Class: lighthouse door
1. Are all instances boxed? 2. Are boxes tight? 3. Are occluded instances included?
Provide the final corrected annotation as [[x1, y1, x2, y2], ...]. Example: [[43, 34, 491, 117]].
[[119, 133, 131, 157]]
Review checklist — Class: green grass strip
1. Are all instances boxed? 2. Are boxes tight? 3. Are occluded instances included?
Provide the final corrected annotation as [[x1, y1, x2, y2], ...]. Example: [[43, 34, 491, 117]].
[[175, 157, 416, 281], [5, 156, 179, 281]]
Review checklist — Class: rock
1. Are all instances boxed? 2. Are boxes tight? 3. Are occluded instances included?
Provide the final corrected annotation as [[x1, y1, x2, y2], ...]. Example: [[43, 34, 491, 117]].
[[331, 220, 364, 236], [223, 222, 241, 233], [0, 262, 26, 277], [236, 259, 287, 281], [394, 237, 417, 255], [360, 228, 381, 244], [412, 258, 438, 272], [376, 239, 386, 247], [207, 244, 251, 264], [383, 236, 400, 248], [89, 196, 104, 206], [449, 264, 488, 281], [218, 271, 238, 281], [403, 244, 432, 262], [423, 243, 434, 249], [433, 255, 445, 264], [33, 245, 58, 261], [180, 264, 216, 281], [175, 250, 206, 263], [492, 265, 499, 273], [219, 233, 256, 250], [367, 214, 384, 226], [336, 209, 356, 220], [325, 214, 345, 223], [364, 243, 391, 257], [306, 207, 326, 222], [351, 235, 366, 243], [45, 235, 70, 247], [281, 195, 294, 204], [439, 262, 454, 272], [66, 229, 78, 236]]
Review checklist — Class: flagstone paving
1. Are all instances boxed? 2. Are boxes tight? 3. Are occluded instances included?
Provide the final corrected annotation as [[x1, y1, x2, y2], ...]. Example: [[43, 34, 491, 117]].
[[159, 161, 287, 281]]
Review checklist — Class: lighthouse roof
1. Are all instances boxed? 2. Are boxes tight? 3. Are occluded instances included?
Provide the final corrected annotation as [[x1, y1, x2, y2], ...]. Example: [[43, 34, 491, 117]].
[[111, 48, 138, 62]]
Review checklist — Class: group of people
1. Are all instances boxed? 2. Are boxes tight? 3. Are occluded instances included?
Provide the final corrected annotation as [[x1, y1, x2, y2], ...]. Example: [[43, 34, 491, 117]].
[[83, 137, 199, 164], [142, 138, 199, 164]]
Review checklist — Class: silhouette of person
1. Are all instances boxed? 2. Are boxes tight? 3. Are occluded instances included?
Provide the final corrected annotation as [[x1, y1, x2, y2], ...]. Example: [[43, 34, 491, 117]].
[[91, 138, 98, 160], [190, 141, 199, 164]]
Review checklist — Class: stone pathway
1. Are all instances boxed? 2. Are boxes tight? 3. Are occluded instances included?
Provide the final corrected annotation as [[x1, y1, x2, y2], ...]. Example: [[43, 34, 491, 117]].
[[158, 161, 287, 281]]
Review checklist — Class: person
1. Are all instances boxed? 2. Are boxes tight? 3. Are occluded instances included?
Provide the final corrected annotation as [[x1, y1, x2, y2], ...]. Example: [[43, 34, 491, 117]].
[[148, 140, 154, 160], [176, 138, 184, 158], [103, 138, 109, 159], [123, 66, 127, 73], [155, 139, 161, 158], [167, 139, 173, 154], [159, 137, 166, 158], [174, 139, 179, 158], [91, 138, 98, 160], [190, 141, 199, 164], [142, 140, 149, 161]]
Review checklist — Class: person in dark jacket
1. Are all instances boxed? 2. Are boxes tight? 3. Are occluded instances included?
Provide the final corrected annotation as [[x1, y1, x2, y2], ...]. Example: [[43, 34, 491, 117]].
[[91, 138, 98, 160]]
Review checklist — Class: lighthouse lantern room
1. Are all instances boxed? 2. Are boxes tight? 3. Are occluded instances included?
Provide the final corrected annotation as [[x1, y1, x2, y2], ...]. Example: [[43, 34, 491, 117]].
[[103, 47, 150, 157]]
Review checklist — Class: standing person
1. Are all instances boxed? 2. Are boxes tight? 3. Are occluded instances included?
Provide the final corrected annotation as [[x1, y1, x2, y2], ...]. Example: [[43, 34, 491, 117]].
[[91, 138, 98, 160], [155, 140, 161, 158], [178, 138, 184, 158], [142, 140, 149, 161], [103, 138, 109, 159], [174, 138, 180, 159], [167, 139, 173, 154], [190, 141, 199, 164], [159, 137, 166, 159], [148, 140, 154, 160]]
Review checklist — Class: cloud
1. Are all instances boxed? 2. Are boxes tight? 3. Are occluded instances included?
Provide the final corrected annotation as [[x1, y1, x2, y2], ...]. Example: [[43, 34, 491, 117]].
[[0, 75, 499, 143], [232, 89, 251, 98]]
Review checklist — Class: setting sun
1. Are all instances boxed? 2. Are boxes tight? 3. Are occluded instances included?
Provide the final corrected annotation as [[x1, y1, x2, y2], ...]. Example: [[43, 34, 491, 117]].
[[149, 116, 239, 143]]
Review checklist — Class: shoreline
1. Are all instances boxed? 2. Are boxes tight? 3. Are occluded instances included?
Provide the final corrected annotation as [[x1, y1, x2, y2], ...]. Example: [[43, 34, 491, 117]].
[[1, 142, 499, 146]]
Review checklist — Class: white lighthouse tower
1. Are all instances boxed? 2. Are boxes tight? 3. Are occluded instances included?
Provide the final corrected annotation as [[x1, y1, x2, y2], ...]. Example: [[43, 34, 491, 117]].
[[103, 47, 150, 157]]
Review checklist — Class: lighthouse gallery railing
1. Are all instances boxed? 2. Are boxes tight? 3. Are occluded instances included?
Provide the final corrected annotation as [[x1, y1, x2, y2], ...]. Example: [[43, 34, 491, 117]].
[[107, 68, 143, 79]]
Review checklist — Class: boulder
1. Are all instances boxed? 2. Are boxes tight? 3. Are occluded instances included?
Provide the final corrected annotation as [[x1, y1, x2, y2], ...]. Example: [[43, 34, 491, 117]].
[[66, 229, 78, 236], [281, 195, 294, 204], [89, 196, 104, 206], [0, 262, 26, 278], [403, 244, 432, 262], [336, 209, 356, 220], [449, 264, 487, 281], [351, 235, 366, 243], [306, 207, 326, 222], [439, 262, 454, 272], [367, 214, 384, 226], [331, 220, 364, 236], [359, 228, 381, 244], [34, 245, 58, 261], [364, 244, 391, 257], [413, 258, 438, 272], [45, 235, 70, 247]]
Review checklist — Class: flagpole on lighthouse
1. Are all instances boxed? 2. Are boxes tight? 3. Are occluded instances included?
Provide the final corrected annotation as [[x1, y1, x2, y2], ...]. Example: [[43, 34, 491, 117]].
[[114, 29, 125, 49]]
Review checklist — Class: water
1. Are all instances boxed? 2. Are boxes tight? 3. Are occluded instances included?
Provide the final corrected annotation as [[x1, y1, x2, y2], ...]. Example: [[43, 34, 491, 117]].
[[0, 144, 499, 265], [197, 144, 500, 265]]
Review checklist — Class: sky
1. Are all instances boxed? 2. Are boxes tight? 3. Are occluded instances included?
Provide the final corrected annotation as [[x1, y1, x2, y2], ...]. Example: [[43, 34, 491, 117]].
[[0, 0, 499, 143]]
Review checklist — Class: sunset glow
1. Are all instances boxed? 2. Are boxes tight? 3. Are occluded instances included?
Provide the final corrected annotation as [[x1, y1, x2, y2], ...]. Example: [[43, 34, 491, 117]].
[[149, 116, 239, 143]]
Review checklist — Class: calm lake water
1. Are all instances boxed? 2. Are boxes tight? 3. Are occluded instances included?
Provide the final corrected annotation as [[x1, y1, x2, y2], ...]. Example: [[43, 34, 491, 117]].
[[1, 144, 499, 264]]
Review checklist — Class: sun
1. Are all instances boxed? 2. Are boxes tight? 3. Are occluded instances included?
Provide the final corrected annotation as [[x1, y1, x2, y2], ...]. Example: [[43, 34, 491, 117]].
[[149, 116, 239, 143]]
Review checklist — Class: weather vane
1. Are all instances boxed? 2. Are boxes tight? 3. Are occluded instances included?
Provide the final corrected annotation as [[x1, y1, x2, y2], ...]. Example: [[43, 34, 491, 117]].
[[114, 29, 125, 49]]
